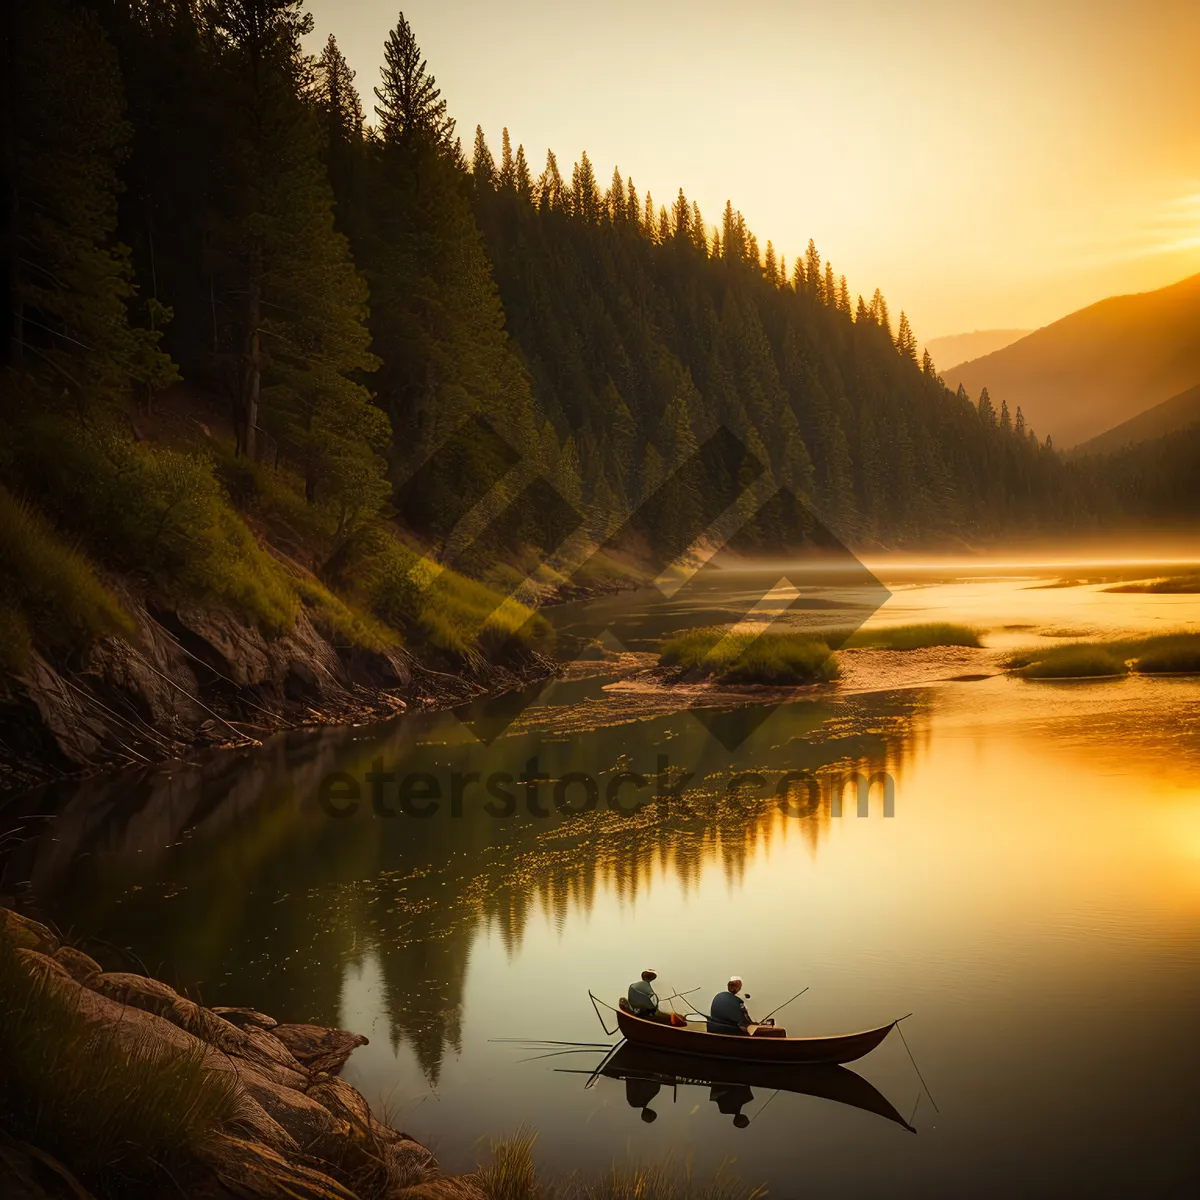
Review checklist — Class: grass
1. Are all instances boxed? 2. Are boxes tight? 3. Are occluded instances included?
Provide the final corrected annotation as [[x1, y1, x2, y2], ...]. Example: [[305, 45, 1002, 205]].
[[842, 622, 981, 650], [0, 486, 134, 672], [0, 932, 241, 1192], [1008, 632, 1200, 679], [476, 1129, 766, 1200], [659, 627, 839, 685], [1017, 645, 1129, 679], [1105, 575, 1200, 594]]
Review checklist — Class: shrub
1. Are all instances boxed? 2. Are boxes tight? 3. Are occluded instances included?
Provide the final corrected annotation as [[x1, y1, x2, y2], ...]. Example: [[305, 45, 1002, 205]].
[[660, 627, 838, 685], [0, 487, 133, 670], [1133, 634, 1200, 674], [14, 417, 296, 634], [1019, 645, 1128, 679], [843, 622, 981, 650]]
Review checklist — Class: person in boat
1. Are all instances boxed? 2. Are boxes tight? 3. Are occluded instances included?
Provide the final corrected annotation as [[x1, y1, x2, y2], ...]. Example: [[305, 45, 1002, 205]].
[[627, 968, 670, 1022], [708, 976, 753, 1035]]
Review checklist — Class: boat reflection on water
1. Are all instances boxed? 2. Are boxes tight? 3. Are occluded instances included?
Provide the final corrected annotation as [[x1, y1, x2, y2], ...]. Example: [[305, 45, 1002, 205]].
[[580, 1042, 916, 1132]]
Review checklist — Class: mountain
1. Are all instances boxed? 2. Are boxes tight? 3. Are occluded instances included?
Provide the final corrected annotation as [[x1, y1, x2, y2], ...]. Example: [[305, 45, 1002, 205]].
[[1072, 382, 1200, 457], [926, 329, 1031, 369], [942, 272, 1200, 447]]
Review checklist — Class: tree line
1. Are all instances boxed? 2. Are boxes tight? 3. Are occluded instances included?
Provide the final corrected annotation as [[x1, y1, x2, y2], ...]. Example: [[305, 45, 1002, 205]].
[[3, 0, 1180, 594]]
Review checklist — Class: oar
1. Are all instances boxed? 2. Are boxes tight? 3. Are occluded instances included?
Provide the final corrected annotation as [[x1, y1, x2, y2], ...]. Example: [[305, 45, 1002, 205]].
[[758, 986, 809, 1023]]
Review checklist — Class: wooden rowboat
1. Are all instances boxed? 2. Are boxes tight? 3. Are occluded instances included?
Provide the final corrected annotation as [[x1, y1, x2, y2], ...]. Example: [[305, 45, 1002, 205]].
[[615, 1004, 898, 1066]]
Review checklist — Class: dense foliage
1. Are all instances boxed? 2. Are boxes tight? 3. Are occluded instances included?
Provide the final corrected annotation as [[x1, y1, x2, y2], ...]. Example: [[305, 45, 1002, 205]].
[[1, 0, 1192, 672]]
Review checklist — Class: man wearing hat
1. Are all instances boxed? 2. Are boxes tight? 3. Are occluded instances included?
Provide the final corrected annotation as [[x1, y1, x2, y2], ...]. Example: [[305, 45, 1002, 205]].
[[708, 975, 753, 1035], [628, 968, 669, 1022]]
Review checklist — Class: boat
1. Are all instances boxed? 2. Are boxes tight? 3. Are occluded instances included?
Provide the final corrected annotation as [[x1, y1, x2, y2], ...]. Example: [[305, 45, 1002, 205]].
[[598, 1041, 915, 1131], [613, 1001, 899, 1065]]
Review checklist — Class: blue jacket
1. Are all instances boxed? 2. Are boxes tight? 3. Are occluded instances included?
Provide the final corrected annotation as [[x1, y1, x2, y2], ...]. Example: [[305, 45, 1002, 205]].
[[708, 990, 749, 1034]]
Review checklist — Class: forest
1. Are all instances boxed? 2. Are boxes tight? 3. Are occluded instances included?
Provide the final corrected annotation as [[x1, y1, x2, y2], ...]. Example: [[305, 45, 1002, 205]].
[[1, 0, 1190, 678]]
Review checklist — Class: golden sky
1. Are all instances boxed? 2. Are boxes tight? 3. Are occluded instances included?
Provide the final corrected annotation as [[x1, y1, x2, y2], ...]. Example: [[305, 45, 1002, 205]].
[[306, 0, 1200, 343]]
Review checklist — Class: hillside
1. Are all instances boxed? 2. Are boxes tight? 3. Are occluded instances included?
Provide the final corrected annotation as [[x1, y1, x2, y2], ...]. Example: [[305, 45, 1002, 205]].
[[943, 273, 1200, 447], [1072, 383, 1200, 457], [927, 329, 1031, 368]]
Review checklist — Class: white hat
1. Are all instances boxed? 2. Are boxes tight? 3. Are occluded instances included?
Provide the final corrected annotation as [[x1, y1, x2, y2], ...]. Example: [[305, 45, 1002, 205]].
[[728, 975, 742, 984]]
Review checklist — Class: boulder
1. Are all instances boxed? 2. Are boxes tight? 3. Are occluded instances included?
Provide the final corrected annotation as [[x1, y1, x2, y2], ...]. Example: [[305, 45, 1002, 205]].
[[0, 908, 59, 954], [52, 945, 102, 984], [271, 1024, 369, 1076], [205, 1135, 360, 1200], [214, 1006, 280, 1031]]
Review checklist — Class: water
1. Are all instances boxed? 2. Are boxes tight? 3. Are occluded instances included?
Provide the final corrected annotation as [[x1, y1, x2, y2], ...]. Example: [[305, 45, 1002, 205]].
[[4, 558, 1198, 1196]]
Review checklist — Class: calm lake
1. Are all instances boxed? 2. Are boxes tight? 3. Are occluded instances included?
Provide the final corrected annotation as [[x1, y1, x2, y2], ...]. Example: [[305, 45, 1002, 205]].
[[4, 556, 1199, 1197]]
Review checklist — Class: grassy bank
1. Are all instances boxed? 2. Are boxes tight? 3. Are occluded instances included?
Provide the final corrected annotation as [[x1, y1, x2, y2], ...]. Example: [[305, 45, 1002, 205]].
[[659, 627, 838, 685], [477, 1129, 765, 1200], [1105, 575, 1200, 594], [0, 933, 239, 1193], [1008, 632, 1200, 679]]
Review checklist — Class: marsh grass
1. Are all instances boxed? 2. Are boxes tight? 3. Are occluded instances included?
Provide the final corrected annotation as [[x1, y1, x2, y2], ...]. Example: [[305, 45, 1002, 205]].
[[660, 627, 838, 685], [1017, 645, 1129, 679], [0, 934, 241, 1191], [841, 622, 981, 650], [1009, 632, 1200, 679], [475, 1129, 766, 1200], [1105, 575, 1200, 594]]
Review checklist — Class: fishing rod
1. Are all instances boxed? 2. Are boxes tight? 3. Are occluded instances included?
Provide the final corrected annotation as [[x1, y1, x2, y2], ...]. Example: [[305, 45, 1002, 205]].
[[758, 986, 809, 1023]]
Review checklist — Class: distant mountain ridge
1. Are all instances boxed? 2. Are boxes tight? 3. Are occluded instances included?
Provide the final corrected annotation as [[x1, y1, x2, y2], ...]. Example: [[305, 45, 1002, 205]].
[[926, 329, 1031, 369], [943, 272, 1200, 448], [1071, 382, 1200, 457]]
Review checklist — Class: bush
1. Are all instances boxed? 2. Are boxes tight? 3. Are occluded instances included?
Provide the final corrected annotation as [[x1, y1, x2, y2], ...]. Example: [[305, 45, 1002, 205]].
[[1133, 634, 1200, 674], [660, 627, 838, 685], [0, 486, 133, 671], [0, 933, 240, 1191], [13, 416, 296, 634], [843, 622, 981, 650], [1019, 645, 1128, 679]]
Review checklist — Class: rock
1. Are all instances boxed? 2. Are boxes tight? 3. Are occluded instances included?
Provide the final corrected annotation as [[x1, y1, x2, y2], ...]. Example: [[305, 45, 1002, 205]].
[[214, 1006, 279, 1031], [52, 945, 102, 983], [205, 1134, 360, 1200], [15, 947, 72, 983], [0, 907, 59, 954], [90, 973, 308, 1088], [271, 1024, 368, 1076]]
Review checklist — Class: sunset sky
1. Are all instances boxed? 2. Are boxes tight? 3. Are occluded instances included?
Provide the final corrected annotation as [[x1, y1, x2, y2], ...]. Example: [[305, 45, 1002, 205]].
[[305, 0, 1200, 344]]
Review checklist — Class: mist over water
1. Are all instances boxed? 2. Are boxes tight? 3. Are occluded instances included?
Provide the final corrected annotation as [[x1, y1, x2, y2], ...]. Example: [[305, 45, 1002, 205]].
[[5, 552, 1198, 1194]]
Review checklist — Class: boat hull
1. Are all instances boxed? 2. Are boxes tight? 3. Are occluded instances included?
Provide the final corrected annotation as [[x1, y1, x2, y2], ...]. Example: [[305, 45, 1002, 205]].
[[614, 1007, 896, 1065]]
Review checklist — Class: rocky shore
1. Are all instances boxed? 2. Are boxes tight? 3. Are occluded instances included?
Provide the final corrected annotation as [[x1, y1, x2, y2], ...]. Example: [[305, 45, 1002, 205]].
[[1, 905, 485, 1200], [0, 582, 554, 793]]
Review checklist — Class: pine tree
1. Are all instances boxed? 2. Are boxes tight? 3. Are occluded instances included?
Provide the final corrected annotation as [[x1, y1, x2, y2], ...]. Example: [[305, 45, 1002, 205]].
[[999, 397, 1012, 433], [764, 240, 778, 281], [472, 126, 495, 188], [1015, 406, 1026, 438], [823, 262, 836, 307], [513, 144, 533, 201], [978, 387, 996, 428], [805, 240, 822, 298], [7, 0, 175, 404], [836, 276, 850, 313], [672, 188, 691, 242], [607, 167, 625, 220], [691, 202, 707, 254], [374, 10, 455, 148], [498, 128, 515, 189], [626, 176, 639, 223], [571, 152, 601, 222], [895, 312, 918, 360], [658, 205, 671, 244], [537, 150, 564, 211], [315, 35, 364, 144], [643, 191, 656, 239]]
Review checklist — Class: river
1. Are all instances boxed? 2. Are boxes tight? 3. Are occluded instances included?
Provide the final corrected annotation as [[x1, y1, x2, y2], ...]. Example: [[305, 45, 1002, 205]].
[[3, 555, 1198, 1197]]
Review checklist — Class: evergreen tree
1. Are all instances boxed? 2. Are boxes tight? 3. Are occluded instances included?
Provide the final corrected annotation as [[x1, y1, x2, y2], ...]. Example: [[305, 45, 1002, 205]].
[[978, 387, 996, 428], [804, 240, 822, 299], [472, 125, 495, 188], [537, 150, 565, 211], [999, 397, 1012, 433], [373, 10, 455, 148], [498, 128, 515, 189], [513, 144, 533, 201], [691, 203, 707, 254], [895, 311, 918, 360], [823, 262, 836, 307]]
